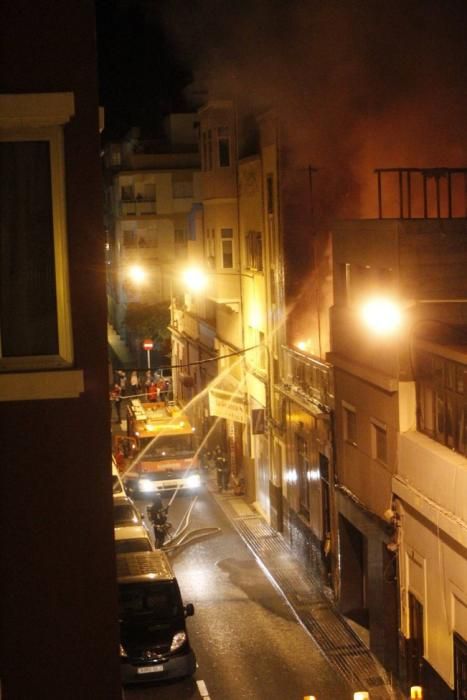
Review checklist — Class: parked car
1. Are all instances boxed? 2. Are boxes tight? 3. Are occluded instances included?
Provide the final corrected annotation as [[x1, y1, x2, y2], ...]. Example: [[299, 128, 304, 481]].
[[114, 525, 153, 555], [118, 550, 196, 684], [113, 496, 144, 528], [112, 456, 126, 499]]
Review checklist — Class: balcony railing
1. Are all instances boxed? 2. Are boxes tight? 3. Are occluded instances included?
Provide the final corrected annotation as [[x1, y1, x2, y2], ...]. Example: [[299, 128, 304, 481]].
[[119, 198, 156, 216], [280, 345, 334, 411]]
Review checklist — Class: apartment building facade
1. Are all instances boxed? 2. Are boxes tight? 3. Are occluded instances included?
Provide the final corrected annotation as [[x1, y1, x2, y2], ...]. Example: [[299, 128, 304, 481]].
[[170, 101, 288, 517], [329, 168, 467, 697], [103, 116, 201, 351]]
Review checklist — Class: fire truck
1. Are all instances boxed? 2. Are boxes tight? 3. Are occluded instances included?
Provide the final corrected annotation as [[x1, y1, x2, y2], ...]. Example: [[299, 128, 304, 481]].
[[124, 399, 201, 496]]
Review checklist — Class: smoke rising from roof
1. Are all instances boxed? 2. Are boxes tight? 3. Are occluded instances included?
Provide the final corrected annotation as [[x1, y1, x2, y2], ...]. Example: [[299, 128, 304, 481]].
[[155, 0, 467, 354]]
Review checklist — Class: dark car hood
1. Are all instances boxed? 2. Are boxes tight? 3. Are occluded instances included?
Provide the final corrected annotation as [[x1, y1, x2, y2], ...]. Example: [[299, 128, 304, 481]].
[[121, 618, 185, 657]]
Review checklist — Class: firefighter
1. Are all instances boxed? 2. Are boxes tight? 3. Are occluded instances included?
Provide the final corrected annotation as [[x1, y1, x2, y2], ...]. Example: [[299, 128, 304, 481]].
[[148, 495, 170, 548], [214, 446, 230, 493]]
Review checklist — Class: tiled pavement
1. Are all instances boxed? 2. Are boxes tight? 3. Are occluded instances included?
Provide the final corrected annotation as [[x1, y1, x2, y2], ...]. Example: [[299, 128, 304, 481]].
[[209, 483, 406, 700]]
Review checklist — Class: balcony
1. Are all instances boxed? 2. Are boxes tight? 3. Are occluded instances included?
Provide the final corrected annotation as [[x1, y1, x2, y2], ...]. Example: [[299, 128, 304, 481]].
[[279, 345, 334, 412], [119, 198, 156, 217]]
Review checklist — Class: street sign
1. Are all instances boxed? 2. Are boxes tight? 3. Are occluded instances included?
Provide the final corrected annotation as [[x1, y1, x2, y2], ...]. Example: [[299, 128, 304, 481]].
[[251, 408, 265, 434], [143, 339, 154, 350], [208, 389, 247, 423]]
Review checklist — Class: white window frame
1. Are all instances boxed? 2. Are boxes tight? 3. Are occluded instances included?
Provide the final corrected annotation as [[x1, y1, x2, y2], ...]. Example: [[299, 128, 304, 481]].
[[371, 418, 388, 464], [220, 228, 234, 269], [0, 92, 82, 400], [0, 126, 73, 371], [342, 400, 357, 446]]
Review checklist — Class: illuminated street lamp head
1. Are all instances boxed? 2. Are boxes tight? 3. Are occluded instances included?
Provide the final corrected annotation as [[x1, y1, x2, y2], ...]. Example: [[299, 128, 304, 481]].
[[361, 297, 402, 335], [127, 264, 147, 285], [182, 266, 207, 293]]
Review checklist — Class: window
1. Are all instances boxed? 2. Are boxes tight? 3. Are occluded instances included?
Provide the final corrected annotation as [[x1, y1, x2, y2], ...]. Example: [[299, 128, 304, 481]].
[[202, 129, 213, 171], [110, 146, 121, 167], [266, 175, 274, 215], [417, 349, 466, 456], [205, 228, 216, 265], [0, 125, 73, 371], [296, 435, 310, 517], [221, 228, 233, 269], [343, 403, 357, 445], [340, 263, 352, 306], [218, 127, 230, 167], [246, 231, 263, 271], [371, 420, 388, 464], [123, 229, 137, 248], [121, 184, 134, 201]]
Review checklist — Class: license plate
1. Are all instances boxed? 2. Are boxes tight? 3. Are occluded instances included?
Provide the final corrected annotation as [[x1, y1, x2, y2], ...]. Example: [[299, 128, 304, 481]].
[[136, 664, 164, 675]]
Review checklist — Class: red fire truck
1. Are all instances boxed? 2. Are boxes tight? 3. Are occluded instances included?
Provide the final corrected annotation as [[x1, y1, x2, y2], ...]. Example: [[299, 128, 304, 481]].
[[124, 399, 200, 497]]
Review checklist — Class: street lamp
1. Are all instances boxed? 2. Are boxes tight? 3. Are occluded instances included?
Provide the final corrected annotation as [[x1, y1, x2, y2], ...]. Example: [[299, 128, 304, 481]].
[[127, 264, 147, 286], [360, 297, 402, 335], [182, 266, 208, 293]]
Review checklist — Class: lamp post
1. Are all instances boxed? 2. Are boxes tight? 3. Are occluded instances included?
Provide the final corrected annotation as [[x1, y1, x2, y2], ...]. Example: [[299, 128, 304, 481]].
[[143, 339, 153, 369]]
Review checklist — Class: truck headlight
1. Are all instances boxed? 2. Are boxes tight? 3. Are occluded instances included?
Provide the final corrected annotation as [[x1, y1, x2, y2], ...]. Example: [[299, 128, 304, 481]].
[[138, 479, 157, 493], [186, 474, 201, 489]]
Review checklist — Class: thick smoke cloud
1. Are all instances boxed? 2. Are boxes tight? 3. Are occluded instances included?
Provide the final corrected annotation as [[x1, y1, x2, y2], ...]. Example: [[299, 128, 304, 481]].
[[153, 0, 467, 354]]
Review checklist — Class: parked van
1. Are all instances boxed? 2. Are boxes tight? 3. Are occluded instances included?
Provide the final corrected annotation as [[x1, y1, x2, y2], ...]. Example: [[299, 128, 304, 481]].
[[117, 550, 196, 684]]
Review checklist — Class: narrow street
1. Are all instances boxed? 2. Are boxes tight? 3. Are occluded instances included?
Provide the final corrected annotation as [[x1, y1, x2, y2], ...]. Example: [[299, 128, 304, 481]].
[[124, 486, 352, 700]]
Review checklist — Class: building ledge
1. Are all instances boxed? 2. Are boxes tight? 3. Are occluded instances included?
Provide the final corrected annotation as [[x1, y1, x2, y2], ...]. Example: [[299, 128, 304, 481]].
[[0, 370, 84, 401], [393, 474, 467, 550], [326, 352, 398, 392]]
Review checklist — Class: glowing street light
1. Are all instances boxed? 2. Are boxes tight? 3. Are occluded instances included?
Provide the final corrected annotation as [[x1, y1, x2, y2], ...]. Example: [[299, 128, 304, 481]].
[[127, 264, 147, 285], [182, 266, 208, 293], [410, 687, 423, 699], [360, 297, 402, 335], [353, 693, 369, 700]]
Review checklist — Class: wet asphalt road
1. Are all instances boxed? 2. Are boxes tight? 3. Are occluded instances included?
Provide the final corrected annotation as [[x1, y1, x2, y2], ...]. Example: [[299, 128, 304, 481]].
[[124, 485, 351, 700]]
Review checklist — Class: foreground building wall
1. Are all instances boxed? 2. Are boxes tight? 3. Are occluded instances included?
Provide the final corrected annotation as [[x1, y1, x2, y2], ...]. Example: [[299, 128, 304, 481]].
[[395, 340, 467, 699], [0, 3, 121, 698], [330, 210, 467, 696]]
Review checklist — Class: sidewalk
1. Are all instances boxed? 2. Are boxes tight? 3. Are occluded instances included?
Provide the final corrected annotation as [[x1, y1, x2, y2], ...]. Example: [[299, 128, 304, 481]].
[[207, 477, 406, 700]]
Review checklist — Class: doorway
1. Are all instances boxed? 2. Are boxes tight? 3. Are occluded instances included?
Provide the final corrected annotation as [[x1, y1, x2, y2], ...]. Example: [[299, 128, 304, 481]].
[[454, 633, 467, 700], [339, 515, 369, 629], [407, 593, 424, 688]]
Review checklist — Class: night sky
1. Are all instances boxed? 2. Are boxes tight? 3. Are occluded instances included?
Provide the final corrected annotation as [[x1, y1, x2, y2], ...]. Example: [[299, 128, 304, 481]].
[[96, 0, 467, 177], [95, 0, 193, 137]]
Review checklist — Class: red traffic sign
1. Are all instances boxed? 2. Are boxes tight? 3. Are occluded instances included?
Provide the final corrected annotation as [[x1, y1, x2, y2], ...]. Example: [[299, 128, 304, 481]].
[[142, 339, 154, 350]]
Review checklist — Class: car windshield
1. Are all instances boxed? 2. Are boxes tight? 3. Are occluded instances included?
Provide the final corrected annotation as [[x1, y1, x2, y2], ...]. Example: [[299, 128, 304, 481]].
[[119, 581, 182, 621], [115, 538, 152, 554], [141, 434, 194, 460], [114, 504, 139, 526]]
